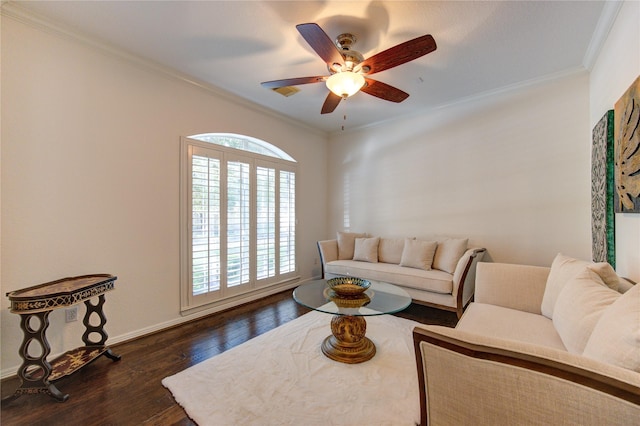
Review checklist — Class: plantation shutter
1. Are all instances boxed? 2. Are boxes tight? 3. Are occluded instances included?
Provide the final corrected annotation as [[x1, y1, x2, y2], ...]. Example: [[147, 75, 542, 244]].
[[227, 160, 251, 288], [279, 170, 296, 274], [256, 166, 276, 280], [182, 135, 297, 313], [191, 155, 221, 296]]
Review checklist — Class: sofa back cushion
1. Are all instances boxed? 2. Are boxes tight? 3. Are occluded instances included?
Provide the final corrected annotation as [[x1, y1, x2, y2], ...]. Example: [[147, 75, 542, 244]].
[[541, 254, 625, 319], [353, 237, 380, 263], [378, 238, 407, 264], [541, 254, 591, 319], [583, 283, 640, 372], [433, 238, 468, 274], [587, 262, 622, 291], [552, 267, 620, 354], [400, 239, 438, 271], [336, 231, 366, 260]]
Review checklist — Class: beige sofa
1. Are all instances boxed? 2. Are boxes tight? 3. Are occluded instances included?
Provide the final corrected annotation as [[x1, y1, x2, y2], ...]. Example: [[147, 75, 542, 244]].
[[317, 232, 485, 318], [413, 254, 640, 425]]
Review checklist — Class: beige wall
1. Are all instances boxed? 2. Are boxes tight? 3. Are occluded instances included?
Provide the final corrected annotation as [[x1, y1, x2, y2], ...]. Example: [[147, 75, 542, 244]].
[[589, 0, 640, 282], [325, 1, 640, 282], [2, 2, 637, 379], [1, 16, 328, 376], [327, 71, 592, 267]]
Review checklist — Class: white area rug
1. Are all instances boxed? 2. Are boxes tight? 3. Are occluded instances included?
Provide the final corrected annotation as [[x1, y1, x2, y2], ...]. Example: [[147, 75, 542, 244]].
[[162, 310, 422, 426]]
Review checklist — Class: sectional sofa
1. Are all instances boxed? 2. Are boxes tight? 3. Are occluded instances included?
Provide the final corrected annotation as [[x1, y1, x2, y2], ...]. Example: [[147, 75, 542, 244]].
[[317, 232, 486, 318]]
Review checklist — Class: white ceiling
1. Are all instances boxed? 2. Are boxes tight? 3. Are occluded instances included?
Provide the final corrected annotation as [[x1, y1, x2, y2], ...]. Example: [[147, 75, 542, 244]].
[[8, 1, 612, 133]]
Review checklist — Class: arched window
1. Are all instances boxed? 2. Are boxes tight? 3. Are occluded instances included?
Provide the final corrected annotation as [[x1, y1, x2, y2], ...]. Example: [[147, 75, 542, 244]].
[[190, 133, 295, 161], [181, 133, 297, 312]]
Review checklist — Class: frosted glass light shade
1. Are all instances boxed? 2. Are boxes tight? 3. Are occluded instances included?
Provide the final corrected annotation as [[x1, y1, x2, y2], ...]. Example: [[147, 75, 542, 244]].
[[326, 72, 365, 98]]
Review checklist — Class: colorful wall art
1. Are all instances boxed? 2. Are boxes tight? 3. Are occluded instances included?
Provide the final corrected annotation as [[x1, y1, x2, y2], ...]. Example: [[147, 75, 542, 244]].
[[591, 110, 615, 266], [614, 75, 640, 213]]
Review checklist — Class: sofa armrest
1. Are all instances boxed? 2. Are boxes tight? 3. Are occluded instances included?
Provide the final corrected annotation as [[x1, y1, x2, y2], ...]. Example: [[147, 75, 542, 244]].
[[474, 262, 550, 314], [451, 248, 486, 317], [413, 326, 640, 426], [317, 239, 338, 278]]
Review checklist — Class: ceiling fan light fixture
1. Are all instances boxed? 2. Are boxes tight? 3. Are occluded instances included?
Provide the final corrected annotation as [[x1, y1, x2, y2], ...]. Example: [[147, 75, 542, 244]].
[[326, 71, 365, 99]]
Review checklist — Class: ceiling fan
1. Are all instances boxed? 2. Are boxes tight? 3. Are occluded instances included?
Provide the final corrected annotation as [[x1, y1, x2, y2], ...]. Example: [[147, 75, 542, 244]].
[[261, 23, 437, 114]]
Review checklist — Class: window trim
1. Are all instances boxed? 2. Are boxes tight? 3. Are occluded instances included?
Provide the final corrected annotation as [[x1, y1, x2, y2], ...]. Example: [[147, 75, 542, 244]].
[[180, 136, 298, 314]]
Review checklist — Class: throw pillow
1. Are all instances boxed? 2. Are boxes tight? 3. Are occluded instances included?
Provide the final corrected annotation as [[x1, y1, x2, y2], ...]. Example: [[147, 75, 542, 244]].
[[337, 231, 365, 260], [353, 237, 380, 263], [587, 262, 620, 291], [552, 267, 620, 354], [583, 283, 640, 372], [378, 238, 410, 264], [399, 239, 437, 271], [541, 253, 591, 319], [432, 238, 468, 274]]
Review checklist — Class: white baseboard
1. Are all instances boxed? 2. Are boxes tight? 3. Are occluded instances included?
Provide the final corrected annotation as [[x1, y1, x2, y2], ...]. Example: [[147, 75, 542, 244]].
[[1, 278, 318, 380]]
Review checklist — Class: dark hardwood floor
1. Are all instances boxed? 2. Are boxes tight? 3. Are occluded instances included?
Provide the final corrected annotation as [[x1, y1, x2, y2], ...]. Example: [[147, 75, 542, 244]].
[[1, 289, 457, 425]]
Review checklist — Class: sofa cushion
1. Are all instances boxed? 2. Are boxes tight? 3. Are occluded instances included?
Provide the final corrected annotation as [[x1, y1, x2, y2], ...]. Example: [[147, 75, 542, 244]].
[[353, 237, 379, 263], [456, 303, 566, 350], [583, 283, 640, 371], [336, 231, 365, 260], [325, 260, 453, 294], [541, 253, 591, 319], [400, 239, 437, 270], [541, 254, 626, 319], [552, 267, 620, 354], [378, 238, 406, 264], [433, 238, 468, 274], [587, 262, 620, 291]]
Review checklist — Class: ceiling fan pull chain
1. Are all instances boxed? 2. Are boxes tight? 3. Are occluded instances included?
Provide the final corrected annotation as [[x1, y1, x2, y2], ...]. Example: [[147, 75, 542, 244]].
[[342, 112, 347, 132]]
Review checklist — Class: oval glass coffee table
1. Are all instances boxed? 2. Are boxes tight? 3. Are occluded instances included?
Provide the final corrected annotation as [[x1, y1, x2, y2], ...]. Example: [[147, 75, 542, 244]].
[[293, 279, 411, 364]]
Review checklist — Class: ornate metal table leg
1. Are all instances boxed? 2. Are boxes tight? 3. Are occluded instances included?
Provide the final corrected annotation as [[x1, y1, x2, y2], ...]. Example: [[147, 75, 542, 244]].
[[82, 295, 121, 361], [321, 315, 376, 364], [10, 311, 69, 402]]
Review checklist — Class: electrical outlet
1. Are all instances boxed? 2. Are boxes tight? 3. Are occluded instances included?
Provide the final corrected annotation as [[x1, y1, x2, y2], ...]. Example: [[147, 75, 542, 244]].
[[65, 307, 78, 323]]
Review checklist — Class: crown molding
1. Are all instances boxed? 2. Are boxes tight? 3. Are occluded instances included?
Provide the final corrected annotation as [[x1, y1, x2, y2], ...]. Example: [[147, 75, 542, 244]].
[[332, 1, 623, 137], [582, 0, 624, 70], [332, 66, 589, 137], [0, 2, 327, 138]]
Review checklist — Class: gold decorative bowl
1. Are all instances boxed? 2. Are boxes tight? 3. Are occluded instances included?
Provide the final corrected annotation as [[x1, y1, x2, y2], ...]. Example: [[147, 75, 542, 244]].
[[327, 277, 371, 296], [330, 293, 371, 308]]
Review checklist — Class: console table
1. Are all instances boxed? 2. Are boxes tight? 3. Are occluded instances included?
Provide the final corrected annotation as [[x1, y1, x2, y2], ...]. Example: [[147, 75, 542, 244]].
[[4, 274, 121, 402]]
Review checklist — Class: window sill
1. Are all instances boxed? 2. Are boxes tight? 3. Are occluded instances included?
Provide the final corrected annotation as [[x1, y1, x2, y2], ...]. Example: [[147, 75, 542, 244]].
[[180, 276, 301, 317]]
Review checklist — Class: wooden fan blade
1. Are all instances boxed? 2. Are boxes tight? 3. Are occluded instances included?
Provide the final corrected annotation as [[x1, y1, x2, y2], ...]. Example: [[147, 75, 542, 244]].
[[296, 23, 345, 68], [321, 92, 342, 114], [359, 35, 436, 75], [361, 78, 409, 103], [261, 76, 326, 89]]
